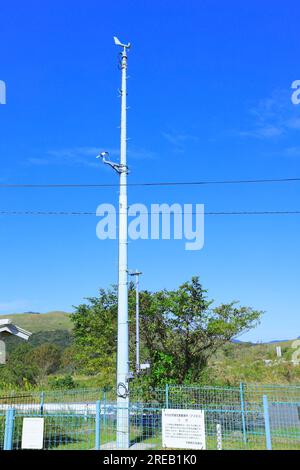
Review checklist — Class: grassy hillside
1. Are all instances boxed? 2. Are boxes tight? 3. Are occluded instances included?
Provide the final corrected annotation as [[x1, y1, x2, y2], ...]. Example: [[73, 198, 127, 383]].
[[1, 312, 299, 387], [0, 312, 74, 351], [0, 311, 73, 333], [208, 339, 300, 385]]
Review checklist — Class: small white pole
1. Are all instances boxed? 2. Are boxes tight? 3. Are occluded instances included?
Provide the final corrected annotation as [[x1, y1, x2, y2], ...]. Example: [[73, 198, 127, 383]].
[[216, 423, 222, 450], [135, 271, 140, 374], [129, 270, 142, 374]]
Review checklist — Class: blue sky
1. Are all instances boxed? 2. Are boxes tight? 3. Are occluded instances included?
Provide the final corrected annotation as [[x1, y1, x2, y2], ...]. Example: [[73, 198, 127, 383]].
[[0, 0, 299, 342]]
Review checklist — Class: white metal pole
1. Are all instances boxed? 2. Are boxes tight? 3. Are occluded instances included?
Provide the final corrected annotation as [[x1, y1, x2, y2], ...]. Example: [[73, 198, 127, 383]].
[[116, 44, 130, 449], [135, 270, 141, 374]]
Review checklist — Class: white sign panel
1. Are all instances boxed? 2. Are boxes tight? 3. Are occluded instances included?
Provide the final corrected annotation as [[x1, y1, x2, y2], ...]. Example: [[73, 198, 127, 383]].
[[21, 418, 44, 449], [162, 409, 206, 450]]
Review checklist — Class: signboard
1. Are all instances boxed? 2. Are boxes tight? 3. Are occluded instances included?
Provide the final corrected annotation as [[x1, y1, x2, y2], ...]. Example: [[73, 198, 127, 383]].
[[21, 418, 44, 449], [162, 409, 206, 449]]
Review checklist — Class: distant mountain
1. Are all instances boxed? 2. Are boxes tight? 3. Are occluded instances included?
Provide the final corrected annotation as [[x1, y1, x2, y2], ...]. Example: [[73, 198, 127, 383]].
[[268, 339, 289, 343], [0, 311, 74, 351], [0, 311, 298, 347], [232, 337, 300, 345], [0, 311, 73, 333], [265, 337, 300, 343]]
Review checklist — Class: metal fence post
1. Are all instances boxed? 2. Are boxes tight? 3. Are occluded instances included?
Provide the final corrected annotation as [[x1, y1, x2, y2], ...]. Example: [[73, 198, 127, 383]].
[[40, 391, 44, 415], [102, 389, 107, 433], [239, 382, 247, 444], [4, 408, 15, 450], [165, 384, 169, 409], [95, 400, 101, 450], [263, 395, 272, 450], [216, 423, 222, 450]]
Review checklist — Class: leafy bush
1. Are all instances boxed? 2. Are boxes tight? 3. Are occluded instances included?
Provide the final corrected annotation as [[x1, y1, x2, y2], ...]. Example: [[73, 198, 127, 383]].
[[48, 375, 76, 390]]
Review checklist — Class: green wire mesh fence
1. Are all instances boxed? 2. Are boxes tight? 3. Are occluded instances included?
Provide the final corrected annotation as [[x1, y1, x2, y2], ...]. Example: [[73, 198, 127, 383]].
[[0, 383, 299, 450]]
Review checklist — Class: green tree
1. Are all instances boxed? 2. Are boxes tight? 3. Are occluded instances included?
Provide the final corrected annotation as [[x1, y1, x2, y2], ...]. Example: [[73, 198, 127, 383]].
[[139, 277, 263, 386], [60, 344, 77, 374], [71, 287, 118, 378], [71, 277, 263, 388], [30, 343, 62, 378], [48, 374, 76, 390], [0, 343, 39, 389]]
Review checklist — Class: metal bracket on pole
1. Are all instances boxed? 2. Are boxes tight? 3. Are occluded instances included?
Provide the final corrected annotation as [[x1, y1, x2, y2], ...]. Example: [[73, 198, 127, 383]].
[[96, 152, 129, 175]]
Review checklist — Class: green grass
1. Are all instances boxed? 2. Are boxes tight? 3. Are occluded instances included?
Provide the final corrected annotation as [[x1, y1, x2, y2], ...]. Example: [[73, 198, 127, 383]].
[[0, 311, 73, 333], [208, 339, 300, 386]]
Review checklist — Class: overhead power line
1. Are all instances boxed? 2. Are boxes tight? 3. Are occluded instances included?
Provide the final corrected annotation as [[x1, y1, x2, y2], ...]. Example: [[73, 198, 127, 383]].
[[0, 210, 299, 216], [0, 177, 300, 189]]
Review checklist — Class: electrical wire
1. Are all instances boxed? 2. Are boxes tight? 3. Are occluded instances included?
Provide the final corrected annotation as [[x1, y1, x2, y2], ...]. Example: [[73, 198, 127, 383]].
[[0, 210, 299, 216], [0, 177, 299, 188]]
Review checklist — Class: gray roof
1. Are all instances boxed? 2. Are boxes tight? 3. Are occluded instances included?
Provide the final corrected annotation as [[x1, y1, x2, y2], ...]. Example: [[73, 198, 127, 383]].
[[0, 319, 32, 341]]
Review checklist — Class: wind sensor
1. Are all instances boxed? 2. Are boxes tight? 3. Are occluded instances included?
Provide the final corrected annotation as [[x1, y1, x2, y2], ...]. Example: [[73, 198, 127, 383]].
[[113, 36, 131, 49]]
